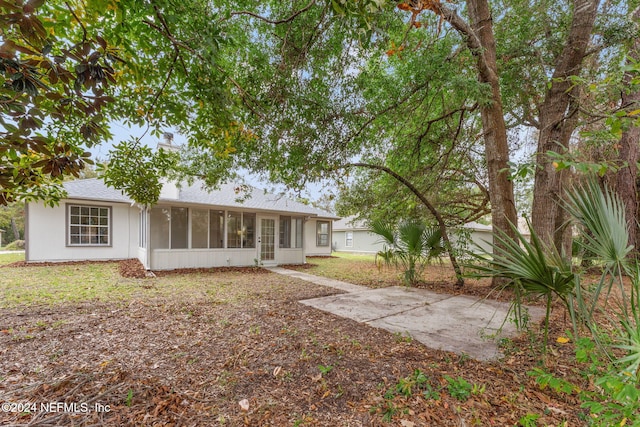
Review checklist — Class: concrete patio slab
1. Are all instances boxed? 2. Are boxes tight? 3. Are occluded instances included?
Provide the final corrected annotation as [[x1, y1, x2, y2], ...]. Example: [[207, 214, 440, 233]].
[[300, 287, 544, 361], [300, 286, 451, 322], [365, 292, 536, 361], [269, 267, 545, 361]]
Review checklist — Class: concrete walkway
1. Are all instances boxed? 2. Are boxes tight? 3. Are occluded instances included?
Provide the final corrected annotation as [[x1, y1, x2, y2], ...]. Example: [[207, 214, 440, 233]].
[[267, 267, 544, 362], [267, 267, 367, 293]]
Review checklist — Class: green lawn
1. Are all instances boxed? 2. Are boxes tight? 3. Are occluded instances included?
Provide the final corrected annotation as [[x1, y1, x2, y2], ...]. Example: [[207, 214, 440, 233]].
[[0, 252, 25, 265], [302, 252, 460, 288], [0, 254, 286, 308]]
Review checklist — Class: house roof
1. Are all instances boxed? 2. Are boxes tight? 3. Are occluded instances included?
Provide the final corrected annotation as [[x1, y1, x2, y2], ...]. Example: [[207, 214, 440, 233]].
[[63, 178, 337, 219], [463, 221, 493, 231], [333, 216, 369, 231], [463, 220, 531, 235], [332, 218, 508, 233], [64, 178, 132, 203]]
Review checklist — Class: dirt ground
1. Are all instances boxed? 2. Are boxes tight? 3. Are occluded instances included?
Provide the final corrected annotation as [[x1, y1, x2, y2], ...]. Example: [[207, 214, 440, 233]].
[[0, 259, 589, 426]]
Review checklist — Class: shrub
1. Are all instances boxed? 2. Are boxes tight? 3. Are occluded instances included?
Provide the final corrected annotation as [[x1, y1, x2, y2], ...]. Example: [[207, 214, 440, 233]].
[[4, 240, 25, 250]]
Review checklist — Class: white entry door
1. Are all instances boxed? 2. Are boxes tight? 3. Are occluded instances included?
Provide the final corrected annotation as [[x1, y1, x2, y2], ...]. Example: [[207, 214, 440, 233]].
[[260, 218, 276, 263]]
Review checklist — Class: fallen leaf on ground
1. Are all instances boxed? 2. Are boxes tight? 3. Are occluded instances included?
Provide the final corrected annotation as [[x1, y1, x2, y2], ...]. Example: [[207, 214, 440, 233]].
[[273, 366, 282, 377]]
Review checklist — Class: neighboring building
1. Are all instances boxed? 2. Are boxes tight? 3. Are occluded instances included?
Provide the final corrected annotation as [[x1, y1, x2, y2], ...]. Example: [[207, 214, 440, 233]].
[[332, 216, 384, 254], [25, 179, 337, 270], [332, 217, 529, 255], [457, 220, 532, 254], [456, 221, 493, 254]]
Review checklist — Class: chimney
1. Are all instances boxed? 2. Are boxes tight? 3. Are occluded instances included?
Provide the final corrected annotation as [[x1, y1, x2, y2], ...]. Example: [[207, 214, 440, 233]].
[[157, 132, 179, 152], [156, 132, 180, 199]]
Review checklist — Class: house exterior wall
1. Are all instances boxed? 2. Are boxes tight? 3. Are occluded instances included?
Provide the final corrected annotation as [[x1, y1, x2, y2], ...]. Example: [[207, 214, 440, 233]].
[[332, 226, 496, 256], [28, 199, 326, 268], [26, 199, 139, 262], [333, 230, 384, 254], [148, 242, 306, 270], [137, 247, 148, 269], [448, 228, 494, 255], [146, 209, 307, 269], [467, 230, 493, 254], [277, 248, 305, 265], [304, 219, 332, 256], [151, 248, 255, 269]]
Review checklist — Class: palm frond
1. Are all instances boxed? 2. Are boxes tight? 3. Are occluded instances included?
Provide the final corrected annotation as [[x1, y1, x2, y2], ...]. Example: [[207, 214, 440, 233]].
[[565, 178, 633, 268], [371, 220, 396, 247]]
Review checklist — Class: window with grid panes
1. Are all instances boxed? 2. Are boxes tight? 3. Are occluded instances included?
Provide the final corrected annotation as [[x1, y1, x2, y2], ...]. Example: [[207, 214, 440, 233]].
[[68, 204, 110, 246]]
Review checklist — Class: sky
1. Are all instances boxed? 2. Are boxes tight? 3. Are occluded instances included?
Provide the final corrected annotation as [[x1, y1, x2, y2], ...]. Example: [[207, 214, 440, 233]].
[[94, 121, 331, 205]]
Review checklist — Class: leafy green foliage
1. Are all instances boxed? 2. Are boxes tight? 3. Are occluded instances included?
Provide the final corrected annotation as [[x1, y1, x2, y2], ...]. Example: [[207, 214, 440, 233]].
[[99, 142, 179, 206], [0, 0, 236, 205], [517, 413, 540, 427], [0, 202, 24, 243], [527, 368, 578, 395], [476, 178, 640, 425], [529, 338, 640, 427], [466, 219, 576, 350], [394, 369, 430, 398], [581, 371, 640, 426], [376, 369, 440, 422], [4, 239, 24, 250], [0, 0, 119, 204], [565, 179, 632, 269], [615, 267, 640, 378], [444, 375, 472, 402], [371, 220, 444, 286], [317, 364, 333, 376]]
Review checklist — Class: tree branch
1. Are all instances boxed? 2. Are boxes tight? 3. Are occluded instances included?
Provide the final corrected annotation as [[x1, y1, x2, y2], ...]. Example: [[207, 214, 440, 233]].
[[142, 18, 206, 63], [346, 161, 464, 286], [65, 2, 88, 43], [222, 0, 316, 25]]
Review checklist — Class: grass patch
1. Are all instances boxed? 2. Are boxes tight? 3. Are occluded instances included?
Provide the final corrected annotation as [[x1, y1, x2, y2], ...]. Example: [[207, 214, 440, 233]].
[[0, 252, 25, 265], [0, 261, 305, 308], [302, 253, 458, 288]]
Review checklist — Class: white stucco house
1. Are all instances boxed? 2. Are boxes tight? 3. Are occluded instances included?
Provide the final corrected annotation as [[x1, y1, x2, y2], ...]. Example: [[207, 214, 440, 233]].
[[25, 178, 337, 270]]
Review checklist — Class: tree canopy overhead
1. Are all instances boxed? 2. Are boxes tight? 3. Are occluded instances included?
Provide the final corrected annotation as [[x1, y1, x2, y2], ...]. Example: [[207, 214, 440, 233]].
[[1, 0, 237, 205], [2, 0, 639, 255]]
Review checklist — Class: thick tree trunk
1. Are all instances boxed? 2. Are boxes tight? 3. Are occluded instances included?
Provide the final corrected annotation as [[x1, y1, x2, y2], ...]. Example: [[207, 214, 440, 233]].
[[10, 217, 20, 241], [531, 0, 599, 249], [465, 0, 518, 252], [616, 6, 640, 252]]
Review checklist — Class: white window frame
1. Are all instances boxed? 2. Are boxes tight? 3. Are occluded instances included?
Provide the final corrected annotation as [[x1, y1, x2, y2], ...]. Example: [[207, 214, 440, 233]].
[[279, 216, 291, 248], [227, 211, 256, 249], [316, 221, 330, 247], [345, 231, 353, 248], [67, 203, 111, 247]]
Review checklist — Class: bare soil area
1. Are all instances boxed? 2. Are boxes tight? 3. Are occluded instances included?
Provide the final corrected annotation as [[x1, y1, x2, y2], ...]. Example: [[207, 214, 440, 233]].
[[0, 259, 588, 426]]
